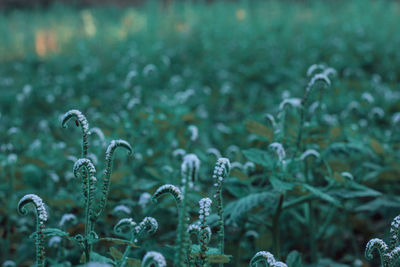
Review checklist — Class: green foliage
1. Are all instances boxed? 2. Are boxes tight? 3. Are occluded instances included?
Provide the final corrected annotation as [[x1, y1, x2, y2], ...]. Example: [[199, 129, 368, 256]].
[[2, 0, 400, 266]]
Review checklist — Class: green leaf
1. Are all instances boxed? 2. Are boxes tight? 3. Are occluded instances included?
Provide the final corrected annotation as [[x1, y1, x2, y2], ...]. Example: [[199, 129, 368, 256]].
[[269, 177, 294, 193], [225, 192, 278, 224], [286, 250, 303, 267], [109, 247, 123, 261], [302, 184, 341, 207], [90, 252, 115, 264], [242, 148, 271, 167]]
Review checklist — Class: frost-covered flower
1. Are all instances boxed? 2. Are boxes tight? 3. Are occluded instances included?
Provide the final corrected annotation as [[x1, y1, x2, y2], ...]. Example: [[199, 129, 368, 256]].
[[188, 125, 198, 142], [279, 98, 302, 111], [48, 236, 62, 248], [135, 217, 158, 235], [153, 184, 182, 204], [18, 194, 47, 225], [199, 198, 212, 221], [2, 260, 16, 267], [181, 154, 200, 188], [207, 148, 221, 159], [341, 172, 354, 180], [369, 107, 385, 119], [250, 251, 287, 267], [212, 158, 231, 188], [300, 149, 320, 161], [172, 148, 186, 158], [142, 251, 166, 267], [362, 92, 374, 104], [59, 213, 77, 227], [143, 64, 157, 77], [113, 205, 131, 215], [139, 192, 152, 209], [269, 142, 286, 163]]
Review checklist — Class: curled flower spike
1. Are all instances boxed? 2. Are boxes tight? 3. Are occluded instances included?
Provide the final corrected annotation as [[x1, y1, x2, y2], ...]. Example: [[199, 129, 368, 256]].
[[369, 107, 385, 120], [300, 149, 320, 161], [73, 158, 97, 218], [198, 198, 212, 265], [59, 213, 77, 228], [188, 125, 198, 142], [114, 218, 137, 235], [389, 247, 400, 265], [390, 215, 400, 250], [181, 154, 200, 189], [135, 217, 158, 236], [139, 192, 152, 209], [73, 158, 96, 179], [89, 127, 106, 146], [112, 205, 131, 215], [172, 148, 186, 158], [306, 73, 331, 92], [95, 139, 132, 220], [152, 184, 183, 205], [341, 172, 354, 180], [264, 113, 277, 130], [362, 92, 375, 104], [18, 194, 48, 267], [141, 251, 167, 267], [207, 148, 222, 159], [392, 112, 400, 124], [250, 251, 287, 267], [279, 98, 302, 111], [212, 158, 230, 256], [307, 63, 326, 77], [61, 109, 89, 157], [365, 238, 389, 265], [269, 142, 286, 163], [188, 223, 212, 244], [213, 158, 231, 188]]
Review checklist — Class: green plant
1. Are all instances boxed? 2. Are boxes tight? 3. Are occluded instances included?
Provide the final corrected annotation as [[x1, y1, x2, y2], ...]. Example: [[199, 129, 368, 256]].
[[16, 110, 160, 265], [249, 251, 287, 267], [365, 215, 400, 267]]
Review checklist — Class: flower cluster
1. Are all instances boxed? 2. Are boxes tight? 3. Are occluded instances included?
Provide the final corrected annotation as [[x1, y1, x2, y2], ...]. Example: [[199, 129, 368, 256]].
[[188, 223, 212, 244], [199, 198, 212, 221], [212, 157, 231, 188], [181, 153, 200, 188]]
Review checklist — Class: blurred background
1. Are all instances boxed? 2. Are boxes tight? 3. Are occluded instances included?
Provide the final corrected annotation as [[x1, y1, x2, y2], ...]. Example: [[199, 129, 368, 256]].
[[2, 0, 400, 266]]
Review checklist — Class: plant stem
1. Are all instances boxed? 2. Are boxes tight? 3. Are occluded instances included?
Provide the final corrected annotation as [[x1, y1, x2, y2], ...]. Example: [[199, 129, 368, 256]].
[[272, 194, 284, 258]]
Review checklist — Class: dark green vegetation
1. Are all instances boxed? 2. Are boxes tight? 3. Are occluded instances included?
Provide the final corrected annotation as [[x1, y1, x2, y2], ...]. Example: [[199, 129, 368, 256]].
[[1, 0, 400, 266]]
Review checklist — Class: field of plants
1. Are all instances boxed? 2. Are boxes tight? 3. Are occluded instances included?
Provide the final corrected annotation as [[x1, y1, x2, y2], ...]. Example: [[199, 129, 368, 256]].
[[2, 0, 400, 266]]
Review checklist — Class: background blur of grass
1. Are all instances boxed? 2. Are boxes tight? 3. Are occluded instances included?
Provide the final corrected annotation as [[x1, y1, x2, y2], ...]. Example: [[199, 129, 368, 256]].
[[2, 0, 400, 266]]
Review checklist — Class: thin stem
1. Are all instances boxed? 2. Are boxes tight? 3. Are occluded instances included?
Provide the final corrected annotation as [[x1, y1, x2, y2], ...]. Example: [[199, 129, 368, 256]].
[[272, 194, 284, 258]]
